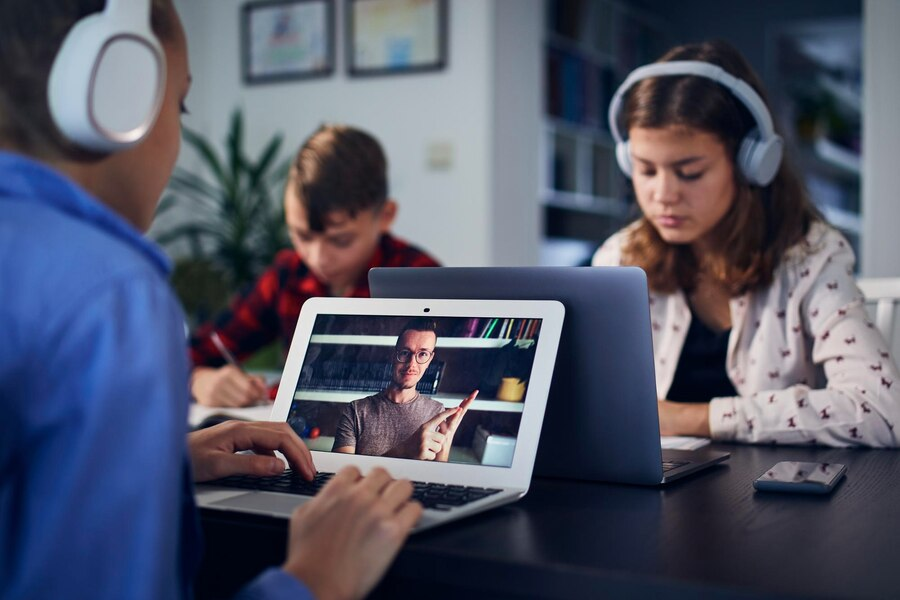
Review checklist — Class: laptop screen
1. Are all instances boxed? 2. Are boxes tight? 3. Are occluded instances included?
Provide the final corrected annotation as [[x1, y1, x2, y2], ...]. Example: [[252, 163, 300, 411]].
[[285, 313, 545, 468]]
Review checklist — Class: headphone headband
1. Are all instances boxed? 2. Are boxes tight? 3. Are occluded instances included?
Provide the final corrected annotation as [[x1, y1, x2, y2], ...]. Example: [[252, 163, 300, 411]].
[[608, 61, 775, 144], [608, 60, 783, 186]]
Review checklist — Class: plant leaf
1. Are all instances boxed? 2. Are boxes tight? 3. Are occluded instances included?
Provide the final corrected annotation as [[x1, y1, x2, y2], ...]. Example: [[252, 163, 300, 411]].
[[155, 193, 179, 216], [248, 134, 283, 189], [182, 127, 227, 185]]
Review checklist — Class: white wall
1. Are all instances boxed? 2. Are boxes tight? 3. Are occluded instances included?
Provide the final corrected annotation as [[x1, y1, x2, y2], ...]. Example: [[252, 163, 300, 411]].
[[491, 0, 543, 266], [174, 0, 509, 266], [861, 0, 900, 277]]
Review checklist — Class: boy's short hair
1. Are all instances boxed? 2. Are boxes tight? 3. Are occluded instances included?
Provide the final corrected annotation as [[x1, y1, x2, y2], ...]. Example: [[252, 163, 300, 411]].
[[0, 0, 177, 159], [290, 124, 388, 232]]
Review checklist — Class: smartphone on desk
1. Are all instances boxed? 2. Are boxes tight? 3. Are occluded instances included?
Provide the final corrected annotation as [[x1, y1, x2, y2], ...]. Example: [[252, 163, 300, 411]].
[[753, 461, 846, 494]]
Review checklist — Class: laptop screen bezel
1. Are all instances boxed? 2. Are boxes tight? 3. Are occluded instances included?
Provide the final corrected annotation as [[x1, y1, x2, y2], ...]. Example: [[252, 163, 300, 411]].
[[270, 296, 565, 489]]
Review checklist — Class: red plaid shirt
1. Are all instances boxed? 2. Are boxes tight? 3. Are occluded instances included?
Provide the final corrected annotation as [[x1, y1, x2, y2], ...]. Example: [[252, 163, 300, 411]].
[[190, 234, 440, 366]]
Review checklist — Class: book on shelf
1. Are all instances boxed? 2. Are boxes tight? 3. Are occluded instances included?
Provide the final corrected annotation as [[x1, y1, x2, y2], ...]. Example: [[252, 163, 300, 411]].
[[477, 318, 541, 341], [303, 360, 445, 395]]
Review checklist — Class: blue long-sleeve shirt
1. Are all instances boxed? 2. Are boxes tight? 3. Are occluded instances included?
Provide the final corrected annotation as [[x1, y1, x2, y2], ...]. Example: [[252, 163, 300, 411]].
[[0, 151, 310, 600]]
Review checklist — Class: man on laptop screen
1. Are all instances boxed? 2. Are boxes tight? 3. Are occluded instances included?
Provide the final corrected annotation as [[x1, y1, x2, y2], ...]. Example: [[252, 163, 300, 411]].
[[285, 312, 541, 469], [331, 317, 478, 461]]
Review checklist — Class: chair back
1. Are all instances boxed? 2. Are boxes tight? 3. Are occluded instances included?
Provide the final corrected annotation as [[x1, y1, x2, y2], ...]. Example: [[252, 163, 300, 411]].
[[856, 277, 900, 343]]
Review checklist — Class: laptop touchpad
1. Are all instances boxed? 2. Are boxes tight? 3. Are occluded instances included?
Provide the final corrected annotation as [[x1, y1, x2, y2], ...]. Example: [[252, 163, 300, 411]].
[[210, 492, 310, 518]]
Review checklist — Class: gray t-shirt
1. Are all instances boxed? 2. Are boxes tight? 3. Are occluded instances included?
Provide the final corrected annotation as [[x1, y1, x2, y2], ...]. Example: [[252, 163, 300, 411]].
[[332, 391, 445, 457]]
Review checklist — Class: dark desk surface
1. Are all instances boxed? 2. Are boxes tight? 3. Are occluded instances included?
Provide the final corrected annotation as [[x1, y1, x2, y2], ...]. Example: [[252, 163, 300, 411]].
[[197, 444, 900, 599]]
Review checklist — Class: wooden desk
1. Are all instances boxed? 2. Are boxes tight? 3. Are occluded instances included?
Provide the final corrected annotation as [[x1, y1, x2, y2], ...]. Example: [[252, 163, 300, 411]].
[[197, 444, 900, 599]]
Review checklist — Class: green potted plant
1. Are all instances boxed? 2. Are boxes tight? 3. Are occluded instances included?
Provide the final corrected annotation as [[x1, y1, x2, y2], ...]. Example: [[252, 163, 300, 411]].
[[153, 109, 291, 325]]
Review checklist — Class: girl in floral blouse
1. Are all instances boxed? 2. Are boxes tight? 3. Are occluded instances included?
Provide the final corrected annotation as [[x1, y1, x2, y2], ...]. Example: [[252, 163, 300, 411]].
[[593, 40, 899, 447]]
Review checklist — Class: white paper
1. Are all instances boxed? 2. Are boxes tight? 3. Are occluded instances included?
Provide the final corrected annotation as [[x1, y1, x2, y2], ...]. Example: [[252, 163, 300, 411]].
[[660, 436, 710, 451]]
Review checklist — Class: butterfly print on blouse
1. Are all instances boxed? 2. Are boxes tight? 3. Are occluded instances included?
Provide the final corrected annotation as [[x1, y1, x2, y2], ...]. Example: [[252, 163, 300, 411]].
[[788, 416, 797, 428], [835, 355, 845, 362], [844, 335, 856, 345], [849, 427, 861, 439], [870, 363, 882, 372], [797, 397, 807, 408], [820, 407, 831, 420], [879, 350, 890, 359], [861, 401, 871, 414], [882, 378, 893, 390], [768, 370, 780, 379]]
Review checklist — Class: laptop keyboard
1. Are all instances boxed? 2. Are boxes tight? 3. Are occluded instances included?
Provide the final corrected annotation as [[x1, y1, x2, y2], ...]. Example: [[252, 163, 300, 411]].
[[207, 470, 503, 512], [662, 460, 688, 473]]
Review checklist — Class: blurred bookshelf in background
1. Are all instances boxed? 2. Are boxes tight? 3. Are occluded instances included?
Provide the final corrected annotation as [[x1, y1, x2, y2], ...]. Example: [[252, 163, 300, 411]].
[[768, 18, 862, 265], [540, 0, 670, 266]]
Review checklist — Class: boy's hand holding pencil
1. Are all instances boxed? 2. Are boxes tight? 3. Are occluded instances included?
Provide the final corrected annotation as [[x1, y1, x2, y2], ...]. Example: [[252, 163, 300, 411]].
[[190, 332, 270, 407]]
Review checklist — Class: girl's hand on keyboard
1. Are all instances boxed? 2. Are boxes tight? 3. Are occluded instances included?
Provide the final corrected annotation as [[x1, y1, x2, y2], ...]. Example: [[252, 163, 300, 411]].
[[187, 420, 316, 482], [283, 466, 422, 600]]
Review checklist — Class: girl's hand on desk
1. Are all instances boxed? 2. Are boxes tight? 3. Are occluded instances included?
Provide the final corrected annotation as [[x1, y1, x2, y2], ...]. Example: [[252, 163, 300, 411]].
[[658, 400, 712, 437], [188, 420, 316, 482], [191, 365, 269, 407]]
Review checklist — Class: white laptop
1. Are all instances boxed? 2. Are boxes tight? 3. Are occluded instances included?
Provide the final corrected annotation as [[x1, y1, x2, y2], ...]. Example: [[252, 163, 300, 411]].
[[195, 297, 564, 533]]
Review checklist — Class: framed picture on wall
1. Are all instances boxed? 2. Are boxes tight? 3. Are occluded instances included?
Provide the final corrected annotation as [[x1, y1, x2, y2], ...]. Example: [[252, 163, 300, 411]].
[[241, 0, 334, 84], [347, 0, 448, 76]]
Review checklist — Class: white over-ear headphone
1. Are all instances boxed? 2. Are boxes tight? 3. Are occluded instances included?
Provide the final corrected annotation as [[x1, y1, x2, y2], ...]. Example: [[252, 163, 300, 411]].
[[608, 60, 784, 187], [48, 0, 165, 153]]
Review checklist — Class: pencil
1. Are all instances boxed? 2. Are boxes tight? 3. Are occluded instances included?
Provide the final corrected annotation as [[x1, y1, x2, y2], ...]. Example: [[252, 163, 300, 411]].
[[210, 331, 243, 371]]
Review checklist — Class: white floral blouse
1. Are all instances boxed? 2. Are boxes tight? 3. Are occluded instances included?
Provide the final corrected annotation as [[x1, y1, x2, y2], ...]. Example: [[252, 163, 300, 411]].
[[592, 221, 900, 447]]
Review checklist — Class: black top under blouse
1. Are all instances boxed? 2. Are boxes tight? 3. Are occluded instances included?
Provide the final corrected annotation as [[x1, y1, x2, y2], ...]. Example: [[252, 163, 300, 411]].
[[667, 311, 738, 404]]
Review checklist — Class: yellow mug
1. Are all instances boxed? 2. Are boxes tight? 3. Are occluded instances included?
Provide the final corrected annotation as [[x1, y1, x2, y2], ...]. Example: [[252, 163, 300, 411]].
[[496, 377, 526, 402]]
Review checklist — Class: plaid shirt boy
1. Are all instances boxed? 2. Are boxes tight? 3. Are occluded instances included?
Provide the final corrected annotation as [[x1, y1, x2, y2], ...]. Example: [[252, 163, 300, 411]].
[[190, 233, 439, 366]]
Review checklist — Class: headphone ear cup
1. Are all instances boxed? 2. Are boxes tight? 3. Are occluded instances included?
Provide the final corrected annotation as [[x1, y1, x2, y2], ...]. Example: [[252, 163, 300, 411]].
[[615, 140, 634, 178], [48, 8, 164, 153], [737, 130, 784, 186]]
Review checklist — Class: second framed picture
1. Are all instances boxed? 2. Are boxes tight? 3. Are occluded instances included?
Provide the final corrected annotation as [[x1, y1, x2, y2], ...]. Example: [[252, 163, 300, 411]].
[[242, 0, 335, 84], [347, 0, 448, 77]]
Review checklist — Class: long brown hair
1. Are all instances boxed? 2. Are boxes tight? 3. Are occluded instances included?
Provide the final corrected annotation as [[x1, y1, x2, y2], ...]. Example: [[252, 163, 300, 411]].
[[619, 40, 820, 295]]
